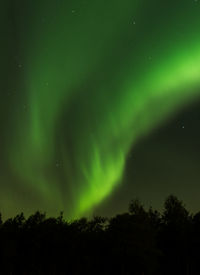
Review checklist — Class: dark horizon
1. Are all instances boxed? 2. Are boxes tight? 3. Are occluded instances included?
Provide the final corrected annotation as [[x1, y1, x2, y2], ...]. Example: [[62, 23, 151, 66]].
[[0, 195, 200, 274]]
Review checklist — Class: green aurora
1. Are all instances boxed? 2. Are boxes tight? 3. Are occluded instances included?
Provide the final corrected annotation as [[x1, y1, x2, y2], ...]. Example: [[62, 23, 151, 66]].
[[1, 0, 200, 218]]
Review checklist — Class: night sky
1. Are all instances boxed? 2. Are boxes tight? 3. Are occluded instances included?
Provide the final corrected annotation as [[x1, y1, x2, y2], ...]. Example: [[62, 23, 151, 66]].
[[1, 0, 200, 219]]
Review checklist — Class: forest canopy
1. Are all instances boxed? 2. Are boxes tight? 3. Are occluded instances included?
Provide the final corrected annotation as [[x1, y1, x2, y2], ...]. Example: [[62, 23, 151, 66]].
[[0, 195, 199, 275]]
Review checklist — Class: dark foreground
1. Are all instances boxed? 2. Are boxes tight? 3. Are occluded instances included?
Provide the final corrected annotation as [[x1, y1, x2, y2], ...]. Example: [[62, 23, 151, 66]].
[[0, 195, 200, 275]]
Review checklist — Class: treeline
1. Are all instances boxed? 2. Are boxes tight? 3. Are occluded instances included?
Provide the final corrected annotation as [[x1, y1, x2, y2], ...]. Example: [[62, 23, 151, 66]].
[[0, 195, 200, 274]]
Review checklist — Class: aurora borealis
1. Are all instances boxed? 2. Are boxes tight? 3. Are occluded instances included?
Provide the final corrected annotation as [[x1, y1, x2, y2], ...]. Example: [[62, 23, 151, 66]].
[[1, 0, 200, 218]]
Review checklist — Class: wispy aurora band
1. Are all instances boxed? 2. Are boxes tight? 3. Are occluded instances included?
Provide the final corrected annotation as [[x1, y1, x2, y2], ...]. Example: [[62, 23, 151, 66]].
[[8, 0, 200, 218]]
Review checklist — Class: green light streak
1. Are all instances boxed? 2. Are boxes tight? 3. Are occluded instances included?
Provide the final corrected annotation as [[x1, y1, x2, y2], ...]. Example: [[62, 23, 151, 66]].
[[6, 0, 200, 218]]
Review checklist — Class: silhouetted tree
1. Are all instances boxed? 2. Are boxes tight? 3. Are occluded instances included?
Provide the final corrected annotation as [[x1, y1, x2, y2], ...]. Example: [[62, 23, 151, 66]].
[[158, 195, 191, 275], [0, 195, 200, 274], [129, 198, 146, 216]]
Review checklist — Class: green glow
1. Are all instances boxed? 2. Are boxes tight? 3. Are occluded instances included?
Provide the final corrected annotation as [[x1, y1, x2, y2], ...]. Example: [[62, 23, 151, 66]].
[[4, 0, 200, 218]]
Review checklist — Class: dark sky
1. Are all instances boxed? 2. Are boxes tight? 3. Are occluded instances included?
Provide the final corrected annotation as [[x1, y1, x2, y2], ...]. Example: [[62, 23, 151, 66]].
[[1, 0, 200, 219]]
